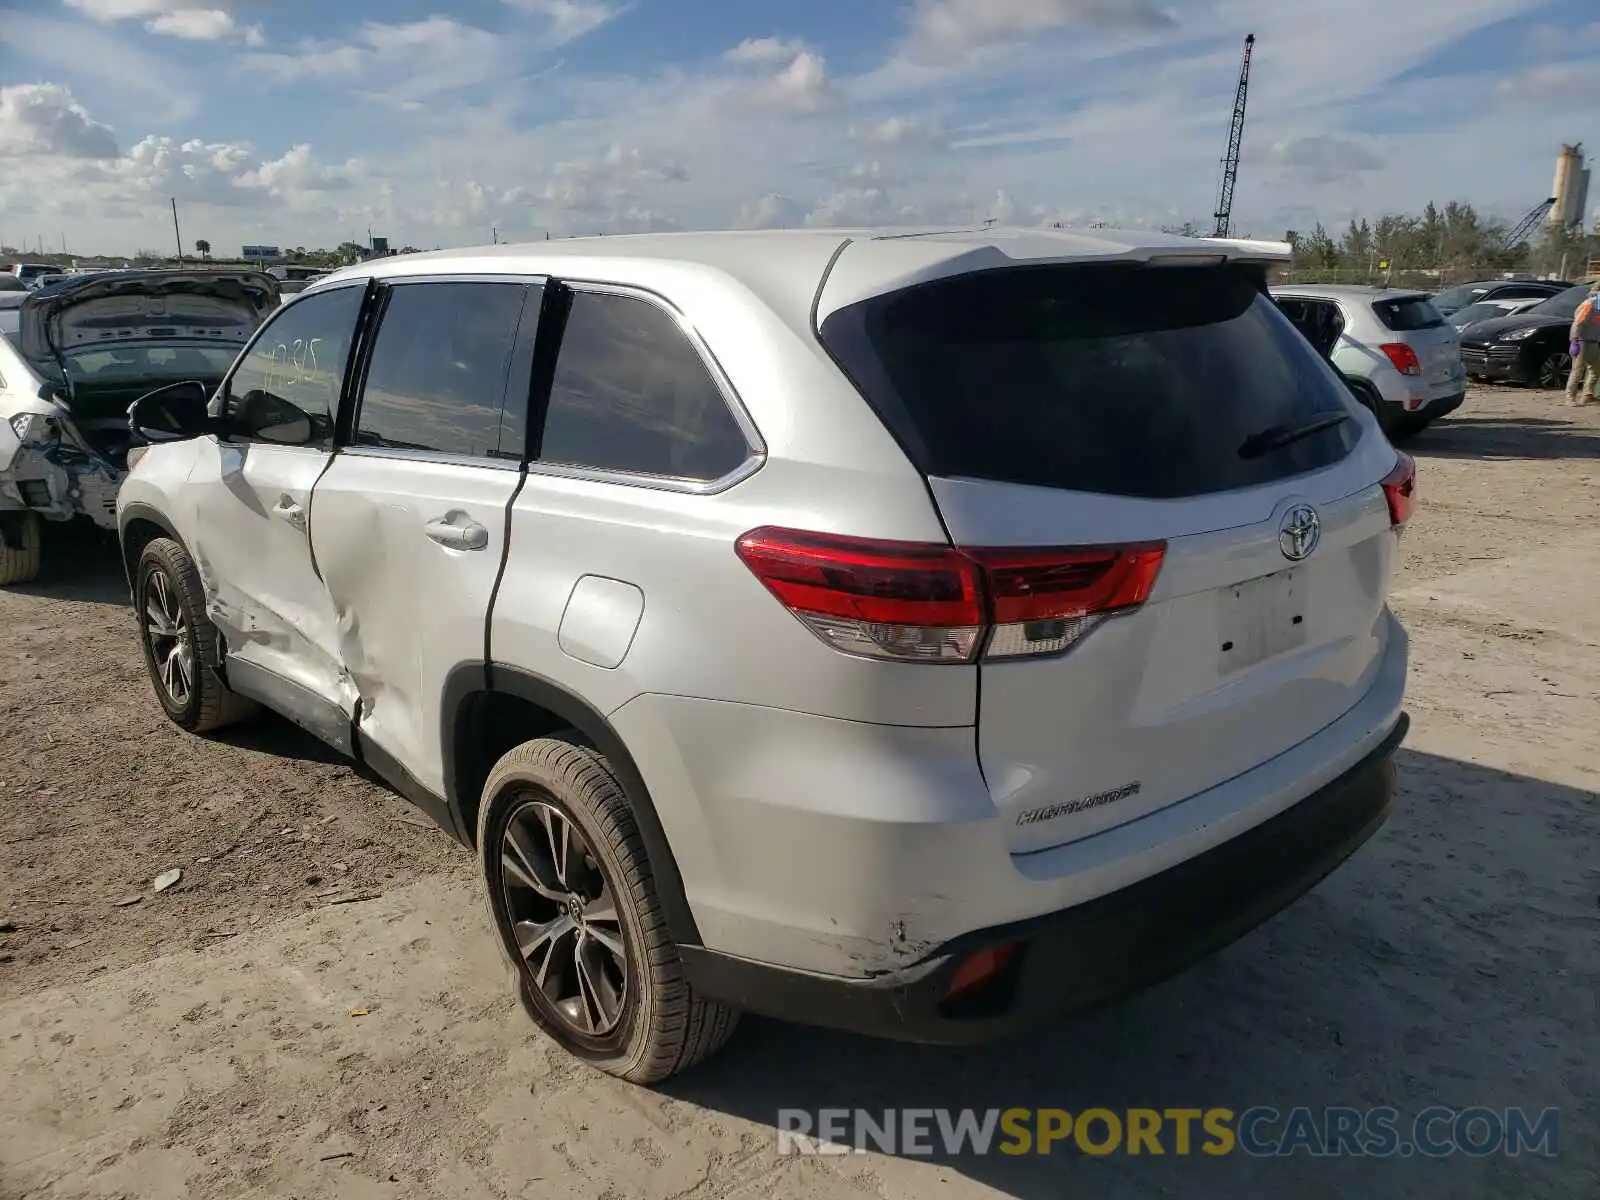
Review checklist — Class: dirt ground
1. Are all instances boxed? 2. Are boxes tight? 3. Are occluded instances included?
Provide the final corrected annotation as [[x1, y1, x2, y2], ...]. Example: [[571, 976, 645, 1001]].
[[1, 385, 1596, 1199]]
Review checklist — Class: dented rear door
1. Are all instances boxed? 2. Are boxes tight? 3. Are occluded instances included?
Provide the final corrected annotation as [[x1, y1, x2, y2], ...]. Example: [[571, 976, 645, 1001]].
[[309, 278, 537, 801]]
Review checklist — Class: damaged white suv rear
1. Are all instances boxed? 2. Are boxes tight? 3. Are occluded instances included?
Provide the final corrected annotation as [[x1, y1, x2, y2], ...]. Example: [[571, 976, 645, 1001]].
[[118, 229, 1412, 1084], [0, 270, 277, 584]]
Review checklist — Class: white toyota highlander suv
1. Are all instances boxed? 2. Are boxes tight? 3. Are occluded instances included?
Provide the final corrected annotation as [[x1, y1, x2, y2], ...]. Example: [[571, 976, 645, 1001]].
[[118, 228, 1414, 1083]]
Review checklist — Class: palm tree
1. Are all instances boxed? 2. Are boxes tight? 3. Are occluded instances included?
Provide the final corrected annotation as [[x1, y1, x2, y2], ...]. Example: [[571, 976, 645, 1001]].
[[195, 239, 211, 261]]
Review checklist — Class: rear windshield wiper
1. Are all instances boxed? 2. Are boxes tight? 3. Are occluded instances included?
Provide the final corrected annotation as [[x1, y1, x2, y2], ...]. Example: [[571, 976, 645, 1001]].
[[1237, 412, 1349, 460]]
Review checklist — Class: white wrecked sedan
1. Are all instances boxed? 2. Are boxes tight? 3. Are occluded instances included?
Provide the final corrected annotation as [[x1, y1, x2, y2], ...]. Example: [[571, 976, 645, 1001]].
[[0, 270, 278, 584]]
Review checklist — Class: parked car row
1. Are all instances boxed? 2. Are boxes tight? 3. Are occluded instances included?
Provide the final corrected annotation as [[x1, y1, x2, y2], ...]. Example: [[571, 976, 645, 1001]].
[[1267, 274, 1592, 439], [1428, 277, 1570, 318]]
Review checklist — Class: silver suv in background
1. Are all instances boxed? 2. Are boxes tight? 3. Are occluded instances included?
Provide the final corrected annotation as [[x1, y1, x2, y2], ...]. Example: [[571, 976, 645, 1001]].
[[1272, 285, 1463, 439], [119, 229, 1412, 1083]]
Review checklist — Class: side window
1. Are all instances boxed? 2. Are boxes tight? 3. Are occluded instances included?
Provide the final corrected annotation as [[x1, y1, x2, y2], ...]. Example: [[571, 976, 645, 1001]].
[[1274, 297, 1310, 328], [220, 286, 363, 448], [539, 291, 750, 482], [354, 281, 530, 458]]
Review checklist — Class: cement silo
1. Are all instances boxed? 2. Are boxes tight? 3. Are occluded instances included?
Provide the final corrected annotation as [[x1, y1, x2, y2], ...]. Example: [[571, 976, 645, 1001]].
[[1551, 143, 1590, 229]]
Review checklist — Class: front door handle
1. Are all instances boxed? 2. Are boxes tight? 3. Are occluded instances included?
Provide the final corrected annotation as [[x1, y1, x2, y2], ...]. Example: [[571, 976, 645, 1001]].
[[272, 495, 307, 532], [425, 514, 489, 551]]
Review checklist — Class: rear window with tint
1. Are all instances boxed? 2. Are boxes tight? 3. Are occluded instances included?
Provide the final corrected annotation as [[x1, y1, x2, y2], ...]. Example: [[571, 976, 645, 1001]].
[[818, 263, 1359, 500], [1431, 285, 1489, 312], [1372, 296, 1444, 332]]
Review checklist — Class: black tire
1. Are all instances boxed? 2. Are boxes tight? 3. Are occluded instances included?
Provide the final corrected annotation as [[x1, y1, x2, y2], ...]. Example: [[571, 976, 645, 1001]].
[[1534, 349, 1573, 390], [1345, 378, 1379, 416], [135, 537, 257, 733], [0, 512, 42, 586], [478, 736, 738, 1084], [1358, 387, 1411, 440], [1393, 415, 1431, 440]]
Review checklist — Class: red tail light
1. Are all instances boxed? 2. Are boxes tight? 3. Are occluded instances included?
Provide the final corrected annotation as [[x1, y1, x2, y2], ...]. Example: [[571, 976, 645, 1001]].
[[1379, 342, 1422, 377], [735, 527, 1166, 663], [943, 944, 1019, 1003], [1382, 452, 1417, 527]]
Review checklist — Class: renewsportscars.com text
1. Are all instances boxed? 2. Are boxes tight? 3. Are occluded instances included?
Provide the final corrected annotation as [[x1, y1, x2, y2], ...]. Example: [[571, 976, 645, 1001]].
[[776, 1106, 1560, 1158]]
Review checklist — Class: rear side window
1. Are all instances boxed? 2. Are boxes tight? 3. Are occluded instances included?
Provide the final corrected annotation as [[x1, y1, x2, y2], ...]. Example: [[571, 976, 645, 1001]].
[[538, 290, 750, 481], [355, 281, 530, 458], [1431, 285, 1489, 312], [1494, 285, 1554, 299], [1372, 296, 1444, 332], [820, 264, 1358, 500]]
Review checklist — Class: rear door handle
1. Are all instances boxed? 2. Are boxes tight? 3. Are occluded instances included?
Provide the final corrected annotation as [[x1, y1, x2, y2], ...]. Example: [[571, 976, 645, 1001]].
[[425, 515, 489, 552], [272, 495, 307, 532]]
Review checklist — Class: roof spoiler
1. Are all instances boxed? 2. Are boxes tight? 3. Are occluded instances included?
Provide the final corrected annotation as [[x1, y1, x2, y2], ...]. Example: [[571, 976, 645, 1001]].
[[1189, 237, 1293, 263]]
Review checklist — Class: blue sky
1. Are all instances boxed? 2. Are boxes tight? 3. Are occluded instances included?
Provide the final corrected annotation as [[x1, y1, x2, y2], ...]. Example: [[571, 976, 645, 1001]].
[[1, 0, 1597, 253]]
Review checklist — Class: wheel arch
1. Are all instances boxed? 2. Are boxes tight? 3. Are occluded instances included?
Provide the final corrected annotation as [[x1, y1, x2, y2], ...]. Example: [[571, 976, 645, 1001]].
[[1342, 374, 1381, 413], [442, 663, 701, 947], [118, 502, 183, 592]]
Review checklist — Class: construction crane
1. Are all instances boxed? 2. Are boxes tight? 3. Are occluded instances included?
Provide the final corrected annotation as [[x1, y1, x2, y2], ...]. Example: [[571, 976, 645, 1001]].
[[1499, 198, 1556, 251], [1211, 33, 1255, 239]]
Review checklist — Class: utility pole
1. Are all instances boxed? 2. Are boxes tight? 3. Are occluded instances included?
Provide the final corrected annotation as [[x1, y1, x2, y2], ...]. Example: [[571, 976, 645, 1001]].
[[492, 225, 498, 245], [171, 197, 184, 262]]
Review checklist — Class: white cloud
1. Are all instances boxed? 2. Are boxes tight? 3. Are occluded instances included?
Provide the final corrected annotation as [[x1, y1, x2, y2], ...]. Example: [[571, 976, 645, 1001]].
[[236, 144, 361, 195], [717, 36, 831, 112], [900, 0, 1174, 64], [144, 9, 234, 40], [539, 144, 690, 215], [63, 0, 176, 17], [62, 0, 258, 43], [9, 0, 1596, 253], [243, 18, 512, 106], [0, 83, 120, 159], [1263, 135, 1386, 185], [1497, 60, 1600, 102], [850, 115, 943, 147], [725, 37, 808, 65], [503, 0, 628, 46], [1, 11, 197, 119], [803, 188, 880, 227], [737, 192, 805, 228], [761, 50, 829, 111]]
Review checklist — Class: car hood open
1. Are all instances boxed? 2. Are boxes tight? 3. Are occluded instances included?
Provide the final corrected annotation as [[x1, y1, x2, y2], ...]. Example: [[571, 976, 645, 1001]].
[[17, 269, 279, 368]]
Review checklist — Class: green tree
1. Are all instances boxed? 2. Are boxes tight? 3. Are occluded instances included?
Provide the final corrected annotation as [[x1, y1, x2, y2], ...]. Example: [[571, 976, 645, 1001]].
[[1300, 222, 1340, 269], [1340, 218, 1373, 264]]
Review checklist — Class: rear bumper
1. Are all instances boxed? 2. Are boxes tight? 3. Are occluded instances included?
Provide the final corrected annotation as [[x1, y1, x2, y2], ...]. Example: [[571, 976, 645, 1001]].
[[0, 444, 122, 530], [1414, 390, 1464, 419], [683, 712, 1407, 1043]]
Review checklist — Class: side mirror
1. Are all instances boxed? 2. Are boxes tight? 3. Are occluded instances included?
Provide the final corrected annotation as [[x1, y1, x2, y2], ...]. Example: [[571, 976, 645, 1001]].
[[232, 390, 315, 446], [129, 380, 213, 442]]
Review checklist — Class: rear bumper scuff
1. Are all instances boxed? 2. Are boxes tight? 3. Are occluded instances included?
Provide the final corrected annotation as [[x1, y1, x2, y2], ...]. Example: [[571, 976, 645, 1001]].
[[681, 711, 1407, 1044]]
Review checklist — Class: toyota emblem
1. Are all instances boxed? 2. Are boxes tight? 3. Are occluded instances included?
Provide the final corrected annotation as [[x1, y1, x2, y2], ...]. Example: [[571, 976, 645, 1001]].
[[1278, 504, 1321, 562]]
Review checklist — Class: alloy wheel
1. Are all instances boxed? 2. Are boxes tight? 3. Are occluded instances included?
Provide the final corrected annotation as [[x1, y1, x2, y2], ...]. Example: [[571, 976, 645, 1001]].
[[1540, 352, 1572, 389], [143, 568, 193, 707], [499, 798, 629, 1037]]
